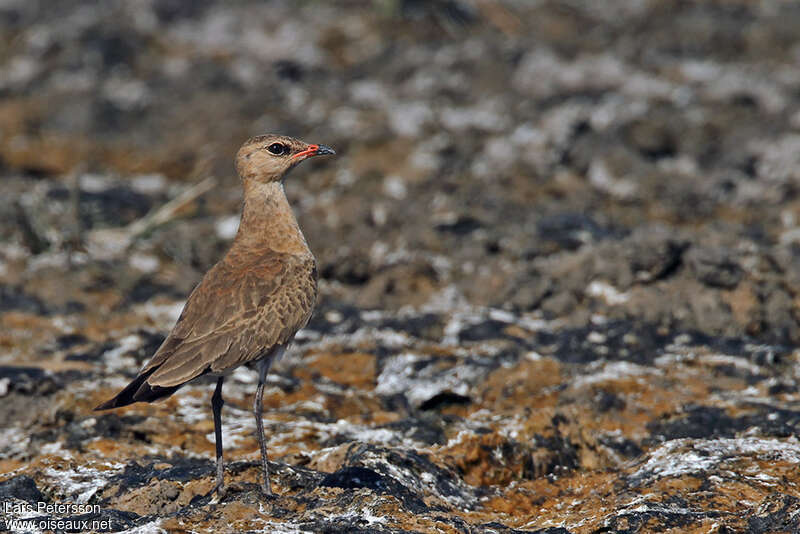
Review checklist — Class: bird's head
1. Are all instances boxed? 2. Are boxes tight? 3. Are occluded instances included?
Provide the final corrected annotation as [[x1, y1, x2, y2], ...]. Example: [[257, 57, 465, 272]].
[[235, 134, 335, 182]]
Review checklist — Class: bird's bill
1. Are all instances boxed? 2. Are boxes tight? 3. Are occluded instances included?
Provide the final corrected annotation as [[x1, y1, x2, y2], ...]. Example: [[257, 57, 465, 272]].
[[292, 144, 336, 159]]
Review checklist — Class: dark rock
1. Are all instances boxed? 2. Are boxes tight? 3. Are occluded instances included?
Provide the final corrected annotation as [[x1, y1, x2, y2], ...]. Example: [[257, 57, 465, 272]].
[[435, 215, 482, 235], [400, 0, 477, 27], [156, 457, 217, 482], [14, 201, 50, 254], [504, 269, 552, 312], [105, 458, 215, 495], [80, 26, 139, 69], [598, 434, 643, 458], [124, 277, 184, 304], [64, 509, 141, 532], [320, 253, 371, 285], [0, 475, 45, 503], [743, 403, 800, 438], [152, 0, 213, 23], [603, 504, 724, 533], [357, 261, 439, 309], [378, 416, 448, 445], [65, 341, 116, 362], [747, 493, 800, 534], [479, 524, 571, 534], [54, 333, 89, 350], [375, 313, 445, 341], [540, 292, 578, 318], [320, 466, 428, 513], [624, 115, 678, 160], [320, 466, 391, 491], [537, 213, 620, 251], [64, 300, 87, 314], [687, 247, 744, 289], [0, 366, 58, 396], [538, 321, 672, 365], [767, 381, 797, 395], [71, 331, 165, 366], [532, 433, 580, 477], [31, 413, 146, 451], [0, 285, 48, 315], [78, 186, 153, 229], [342, 444, 475, 513], [628, 230, 688, 283], [128, 330, 167, 363], [305, 300, 363, 336], [84, 413, 131, 441], [647, 405, 746, 441], [686, 332, 791, 365], [458, 319, 512, 342], [296, 520, 414, 534], [418, 392, 471, 411], [275, 60, 305, 82], [593, 390, 625, 412]]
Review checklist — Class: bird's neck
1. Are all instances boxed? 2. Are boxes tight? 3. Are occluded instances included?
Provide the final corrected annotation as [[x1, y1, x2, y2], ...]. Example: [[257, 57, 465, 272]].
[[234, 180, 311, 256]]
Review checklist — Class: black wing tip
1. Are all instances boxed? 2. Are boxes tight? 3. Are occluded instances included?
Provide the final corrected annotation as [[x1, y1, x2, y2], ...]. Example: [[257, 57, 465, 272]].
[[93, 398, 118, 411], [94, 362, 204, 411], [93, 384, 143, 411], [94, 383, 181, 411], [133, 382, 182, 404], [93, 368, 176, 411]]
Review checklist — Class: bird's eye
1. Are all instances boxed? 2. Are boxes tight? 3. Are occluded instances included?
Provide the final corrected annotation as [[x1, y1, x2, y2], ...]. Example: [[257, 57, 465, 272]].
[[267, 143, 287, 155]]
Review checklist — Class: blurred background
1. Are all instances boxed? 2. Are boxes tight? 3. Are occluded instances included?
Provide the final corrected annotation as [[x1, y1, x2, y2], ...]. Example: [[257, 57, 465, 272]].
[[3, 0, 800, 338], [3, 0, 800, 531]]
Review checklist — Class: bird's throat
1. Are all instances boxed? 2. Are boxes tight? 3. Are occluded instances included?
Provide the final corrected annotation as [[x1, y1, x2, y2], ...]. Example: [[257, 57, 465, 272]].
[[236, 181, 311, 256]]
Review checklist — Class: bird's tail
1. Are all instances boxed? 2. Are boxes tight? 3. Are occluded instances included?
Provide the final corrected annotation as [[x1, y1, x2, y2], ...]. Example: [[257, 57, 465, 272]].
[[94, 367, 181, 410]]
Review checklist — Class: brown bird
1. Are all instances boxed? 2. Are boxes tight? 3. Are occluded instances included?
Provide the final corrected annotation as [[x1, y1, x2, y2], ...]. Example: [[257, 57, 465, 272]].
[[95, 134, 334, 496]]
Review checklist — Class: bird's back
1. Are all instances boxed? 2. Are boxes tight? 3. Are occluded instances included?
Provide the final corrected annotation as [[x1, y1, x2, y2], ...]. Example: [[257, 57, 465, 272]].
[[148, 246, 317, 384]]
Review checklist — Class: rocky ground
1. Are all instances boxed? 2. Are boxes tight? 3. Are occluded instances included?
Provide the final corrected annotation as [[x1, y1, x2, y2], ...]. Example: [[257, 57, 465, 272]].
[[3, 0, 800, 532]]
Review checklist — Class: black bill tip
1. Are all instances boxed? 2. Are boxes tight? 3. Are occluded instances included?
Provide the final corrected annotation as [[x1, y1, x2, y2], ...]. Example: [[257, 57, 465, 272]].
[[315, 144, 335, 156]]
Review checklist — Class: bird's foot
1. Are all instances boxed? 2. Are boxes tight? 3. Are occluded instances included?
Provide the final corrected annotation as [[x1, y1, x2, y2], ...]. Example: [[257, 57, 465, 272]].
[[261, 482, 275, 499], [207, 481, 259, 502], [202, 482, 227, 501]]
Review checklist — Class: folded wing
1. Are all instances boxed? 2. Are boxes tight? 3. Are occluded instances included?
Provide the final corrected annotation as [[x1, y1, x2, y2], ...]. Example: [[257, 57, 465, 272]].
[[95, 249, 316, 409]]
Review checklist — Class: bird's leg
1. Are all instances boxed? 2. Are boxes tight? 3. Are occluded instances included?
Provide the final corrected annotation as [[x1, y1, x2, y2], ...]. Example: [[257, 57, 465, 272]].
[[254, 374, 272, 496], [211, 376, 225, 494], [253, 354, 284, 497], [254, 349, 281, 497]]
